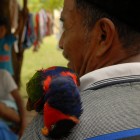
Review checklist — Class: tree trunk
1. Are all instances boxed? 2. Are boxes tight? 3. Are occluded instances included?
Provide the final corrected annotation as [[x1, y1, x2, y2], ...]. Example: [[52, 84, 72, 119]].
[[12, 48, 24, 87], [13, 0, 28, 87]]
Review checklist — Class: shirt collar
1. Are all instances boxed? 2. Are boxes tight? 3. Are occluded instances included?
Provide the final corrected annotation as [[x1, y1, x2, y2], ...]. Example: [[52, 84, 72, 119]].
[[80, 63, 140, 91]]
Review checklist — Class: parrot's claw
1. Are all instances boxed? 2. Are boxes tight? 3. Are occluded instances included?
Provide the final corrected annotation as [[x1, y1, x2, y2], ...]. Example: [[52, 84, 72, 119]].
[[42, 126, 49, 136]]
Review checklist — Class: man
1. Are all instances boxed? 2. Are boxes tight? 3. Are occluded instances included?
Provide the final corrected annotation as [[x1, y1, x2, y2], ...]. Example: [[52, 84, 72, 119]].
[[21, 0, 140, 139], [0, 69, 26, 138]]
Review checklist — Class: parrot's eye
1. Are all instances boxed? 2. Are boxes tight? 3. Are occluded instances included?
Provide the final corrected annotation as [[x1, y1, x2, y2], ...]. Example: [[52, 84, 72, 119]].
[[51, 125, 55, 130]]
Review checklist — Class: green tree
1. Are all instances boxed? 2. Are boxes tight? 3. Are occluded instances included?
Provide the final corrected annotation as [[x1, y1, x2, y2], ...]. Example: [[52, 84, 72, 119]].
[[27, 0, 64, 13]]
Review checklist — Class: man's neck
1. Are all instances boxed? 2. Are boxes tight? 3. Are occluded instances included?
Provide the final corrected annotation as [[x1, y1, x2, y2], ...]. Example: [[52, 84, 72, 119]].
[[121, 53, 140, 63]]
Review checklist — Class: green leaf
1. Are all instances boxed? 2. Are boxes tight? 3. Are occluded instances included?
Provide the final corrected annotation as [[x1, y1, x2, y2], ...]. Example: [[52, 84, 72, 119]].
[[19, 0, 64, 13]]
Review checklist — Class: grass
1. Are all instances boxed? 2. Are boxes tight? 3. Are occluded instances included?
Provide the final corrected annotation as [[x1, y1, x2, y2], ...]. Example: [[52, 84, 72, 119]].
[[20, 35, 67, 97]]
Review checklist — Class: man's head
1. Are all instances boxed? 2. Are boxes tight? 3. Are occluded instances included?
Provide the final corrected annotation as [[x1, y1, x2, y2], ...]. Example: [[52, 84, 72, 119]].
[[59, 0, 140, 76], [0, 17, 9, 38]]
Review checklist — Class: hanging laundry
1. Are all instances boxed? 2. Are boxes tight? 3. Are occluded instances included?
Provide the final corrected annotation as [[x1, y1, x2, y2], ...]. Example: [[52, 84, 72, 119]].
[[39, 9, 48, 38], [22, 13, 36, 49]]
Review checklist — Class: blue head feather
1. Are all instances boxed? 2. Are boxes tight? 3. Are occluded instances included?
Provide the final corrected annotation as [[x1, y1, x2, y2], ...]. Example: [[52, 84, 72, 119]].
[[43, 76, 83, 118]]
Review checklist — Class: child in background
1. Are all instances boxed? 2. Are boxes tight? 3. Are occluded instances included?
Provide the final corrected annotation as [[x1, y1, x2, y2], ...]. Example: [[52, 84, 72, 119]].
[[0, 16, 20, 76], [0, 69, 26, 139]]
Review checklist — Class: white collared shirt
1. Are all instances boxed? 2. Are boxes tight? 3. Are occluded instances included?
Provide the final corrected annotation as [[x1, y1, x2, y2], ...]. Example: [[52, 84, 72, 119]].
[[80, 63, 140, 91]]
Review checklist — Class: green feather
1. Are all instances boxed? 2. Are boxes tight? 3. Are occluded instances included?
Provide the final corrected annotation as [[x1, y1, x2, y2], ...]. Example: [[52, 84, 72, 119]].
[[26, 71, 44, 104]]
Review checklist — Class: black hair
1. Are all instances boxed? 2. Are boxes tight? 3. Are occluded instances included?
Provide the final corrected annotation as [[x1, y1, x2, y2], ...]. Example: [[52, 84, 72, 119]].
[[0, 16, 9, 28], [75, 0, 140, 52]]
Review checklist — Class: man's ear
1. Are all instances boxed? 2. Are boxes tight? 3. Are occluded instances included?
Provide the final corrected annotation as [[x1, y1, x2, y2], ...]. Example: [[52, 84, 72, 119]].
[[96, 18, 116, 57]]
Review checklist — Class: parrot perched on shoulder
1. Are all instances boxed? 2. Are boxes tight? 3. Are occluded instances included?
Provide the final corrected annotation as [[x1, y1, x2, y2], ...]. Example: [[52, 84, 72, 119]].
[[26, 66, 83, 139]]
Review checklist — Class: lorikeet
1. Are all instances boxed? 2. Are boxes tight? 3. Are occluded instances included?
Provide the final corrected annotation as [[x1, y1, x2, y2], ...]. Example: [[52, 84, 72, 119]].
[[26, 66, 83, 138]]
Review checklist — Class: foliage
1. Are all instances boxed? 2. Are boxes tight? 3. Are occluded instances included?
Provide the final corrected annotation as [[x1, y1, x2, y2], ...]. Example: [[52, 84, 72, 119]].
[[41, 0, 64, 13], [19, 0, 64, 13]]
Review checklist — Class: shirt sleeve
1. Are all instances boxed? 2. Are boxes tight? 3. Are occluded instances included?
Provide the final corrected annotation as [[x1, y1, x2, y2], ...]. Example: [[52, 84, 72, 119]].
[[3, 70, 18, 93]]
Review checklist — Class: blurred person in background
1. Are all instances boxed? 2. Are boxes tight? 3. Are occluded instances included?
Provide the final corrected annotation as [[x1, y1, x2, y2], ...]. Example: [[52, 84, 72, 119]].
[[0, 102, 19, 140], [0, 69, 26, 139]]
